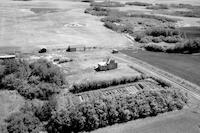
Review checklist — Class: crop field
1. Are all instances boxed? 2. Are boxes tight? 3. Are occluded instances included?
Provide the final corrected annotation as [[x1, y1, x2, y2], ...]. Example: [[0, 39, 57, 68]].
[[121, 50, 200, 86], [92, 109, 200, 133]]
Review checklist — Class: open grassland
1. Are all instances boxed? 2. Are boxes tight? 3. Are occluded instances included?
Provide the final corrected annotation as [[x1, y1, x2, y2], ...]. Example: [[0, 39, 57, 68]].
[[121, 50, 200, 86], [0, 0, 130, 52]]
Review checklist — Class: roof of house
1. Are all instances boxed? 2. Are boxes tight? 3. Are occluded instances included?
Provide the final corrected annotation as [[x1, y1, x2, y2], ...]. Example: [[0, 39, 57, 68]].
[[98, 61, 107, 66], [0, 55, 16, 59]]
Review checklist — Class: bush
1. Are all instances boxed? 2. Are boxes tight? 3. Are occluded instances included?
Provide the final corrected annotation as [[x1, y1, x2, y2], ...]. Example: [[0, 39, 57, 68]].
[[139, 36, 153, 43], [125, 2, 152, 6], [17, 82, 60, 100], [70, 75, 146, 93], [47, 88, 187, 133], [144, 44, 165, 52], [35, 100, 57, 122], [152, 37, 163, 43], [1, 74, 22, 90]]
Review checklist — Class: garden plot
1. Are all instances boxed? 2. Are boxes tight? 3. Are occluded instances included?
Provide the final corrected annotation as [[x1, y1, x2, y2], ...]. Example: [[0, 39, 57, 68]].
[[63, 80, 163, 106]]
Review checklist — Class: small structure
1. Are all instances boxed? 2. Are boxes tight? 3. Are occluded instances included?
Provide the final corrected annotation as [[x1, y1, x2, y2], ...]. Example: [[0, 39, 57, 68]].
[[95, 58, 118, 71], [0, 55, 16, 60], [66, 45, 86, 52], [112, 49, 119, 54]]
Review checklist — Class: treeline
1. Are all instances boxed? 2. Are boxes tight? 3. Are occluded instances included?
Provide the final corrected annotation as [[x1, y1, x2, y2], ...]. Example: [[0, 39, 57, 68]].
[[173, 10, 200, 18], [85, 6, 111, 16], [47, 89, 188, 133], [104, 21, 134, 33], [146, 4, 169, 10], [0, 58, 65, 100], [144, 38, 200, 54], [125, 2, 152, 6], [90, 1, 125, 7], [135, 27, 184, 43], [125, 14, 177, 23], [81, 0, 94, 3], [70, 75, 146, 93]]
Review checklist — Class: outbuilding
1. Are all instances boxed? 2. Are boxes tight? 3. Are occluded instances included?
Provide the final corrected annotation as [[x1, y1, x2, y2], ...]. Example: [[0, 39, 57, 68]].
[[66, 45, 86, 52]]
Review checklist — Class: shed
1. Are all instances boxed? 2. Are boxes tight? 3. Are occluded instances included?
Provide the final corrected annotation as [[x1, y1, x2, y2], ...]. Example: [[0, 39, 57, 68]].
[[66, 45, 86, 52]]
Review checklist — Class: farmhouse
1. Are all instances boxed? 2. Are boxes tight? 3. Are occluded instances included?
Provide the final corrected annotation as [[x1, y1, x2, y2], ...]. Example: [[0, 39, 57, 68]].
[[95, 58, 118, 71]]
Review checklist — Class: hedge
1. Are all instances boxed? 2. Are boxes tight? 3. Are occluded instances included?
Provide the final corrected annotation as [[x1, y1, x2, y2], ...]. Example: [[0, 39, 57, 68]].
[[125, 2, 152, 6], [70, 75, 146, 93]]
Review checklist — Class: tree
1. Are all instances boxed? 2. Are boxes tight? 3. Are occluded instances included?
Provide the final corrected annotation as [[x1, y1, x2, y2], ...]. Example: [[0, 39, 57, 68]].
[[30, 59, 65, 86], [47, 109, 72, 133], [5, 112, 42, 133], [1, 74, 22, 90]]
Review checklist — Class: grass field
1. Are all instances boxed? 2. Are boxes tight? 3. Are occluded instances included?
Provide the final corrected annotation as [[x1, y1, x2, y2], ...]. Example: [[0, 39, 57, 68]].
[[0, 0, 130, 52], [92, 109, 200, 133], [121, 50, 200, 86]]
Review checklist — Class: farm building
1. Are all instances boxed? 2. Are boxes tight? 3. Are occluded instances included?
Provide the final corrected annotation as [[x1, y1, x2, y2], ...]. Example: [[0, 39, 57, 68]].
[[66, 45, 86, 52], [95, 58, 118, 71], [0, 55, 16, 60]]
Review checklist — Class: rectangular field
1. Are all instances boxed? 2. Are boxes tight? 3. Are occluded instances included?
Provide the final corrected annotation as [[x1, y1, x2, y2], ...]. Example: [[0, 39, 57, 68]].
[[121, 50, 200, 86]]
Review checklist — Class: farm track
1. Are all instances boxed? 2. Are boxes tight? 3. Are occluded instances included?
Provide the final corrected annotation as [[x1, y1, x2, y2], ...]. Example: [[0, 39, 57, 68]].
[[113, 52, 200, 101]]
